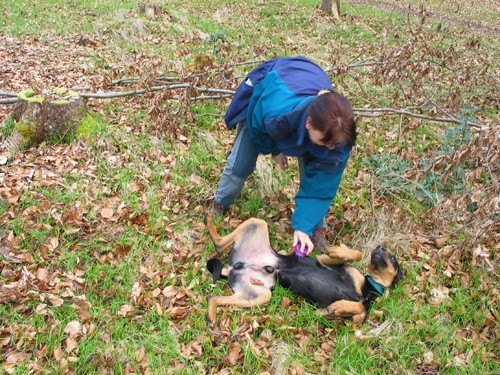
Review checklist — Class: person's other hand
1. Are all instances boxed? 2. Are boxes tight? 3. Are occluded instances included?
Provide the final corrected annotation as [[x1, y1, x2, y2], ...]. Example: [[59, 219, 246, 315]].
[[273, 153, 289, 170], [293, 230, 314, 255]]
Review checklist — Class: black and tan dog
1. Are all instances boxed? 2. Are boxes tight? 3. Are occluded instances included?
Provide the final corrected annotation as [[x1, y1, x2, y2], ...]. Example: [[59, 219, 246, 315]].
[[205, 213, 403, 327]]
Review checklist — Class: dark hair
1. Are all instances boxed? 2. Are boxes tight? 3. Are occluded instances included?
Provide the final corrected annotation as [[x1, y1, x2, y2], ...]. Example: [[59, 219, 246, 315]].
[[307, 91, 357, 147]]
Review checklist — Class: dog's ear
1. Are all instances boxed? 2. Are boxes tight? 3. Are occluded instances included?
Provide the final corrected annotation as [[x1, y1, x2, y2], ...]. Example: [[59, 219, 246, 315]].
[[207, 258, 224, 282], [389, 254, 404, 286]]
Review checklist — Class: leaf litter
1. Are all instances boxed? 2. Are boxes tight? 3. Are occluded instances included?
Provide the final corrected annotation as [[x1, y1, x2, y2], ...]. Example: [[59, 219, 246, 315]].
[[0, 1, 499, 373]]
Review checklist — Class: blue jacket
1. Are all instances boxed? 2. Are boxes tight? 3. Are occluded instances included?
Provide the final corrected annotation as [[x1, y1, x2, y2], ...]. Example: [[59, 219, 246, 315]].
[[224, 56, 351, 235]]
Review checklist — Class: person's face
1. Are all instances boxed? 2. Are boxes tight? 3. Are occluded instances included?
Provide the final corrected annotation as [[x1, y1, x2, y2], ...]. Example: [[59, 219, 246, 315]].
[[306, 117, 334, 149]]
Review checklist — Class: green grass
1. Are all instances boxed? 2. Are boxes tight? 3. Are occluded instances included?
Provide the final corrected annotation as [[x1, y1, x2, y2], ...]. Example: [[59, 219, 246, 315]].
[[0, 0, 138, 36], [1, 0, 498, 373]]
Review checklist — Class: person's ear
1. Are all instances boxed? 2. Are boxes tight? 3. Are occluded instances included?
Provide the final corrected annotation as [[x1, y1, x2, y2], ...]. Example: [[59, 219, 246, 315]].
[[305, 116, 312, 129]]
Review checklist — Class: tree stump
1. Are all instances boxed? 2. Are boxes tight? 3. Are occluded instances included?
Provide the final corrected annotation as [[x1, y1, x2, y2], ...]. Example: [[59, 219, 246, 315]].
[[320, 0, 341, 19], [138, 3, 163, 17], [2, 88, 87, 154]]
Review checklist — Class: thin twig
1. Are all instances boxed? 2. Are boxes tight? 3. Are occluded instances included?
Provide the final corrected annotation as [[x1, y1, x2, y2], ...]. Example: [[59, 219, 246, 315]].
[[352, 107, 480, 128], [193, 113, 225, 119], [78, 84, 235, 99], [370, 175, 375, 217]]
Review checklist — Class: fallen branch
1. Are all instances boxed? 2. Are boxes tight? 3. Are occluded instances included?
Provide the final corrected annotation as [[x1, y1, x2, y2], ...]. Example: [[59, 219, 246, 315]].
[[1, 85, 235, 101], [1, 86, 481, 128], [353, 107, 481, 128], [0, 91, 18, 104], [78, 84, 235, 99], [0, 91, 18, 97], [0, 98, 18, 104]]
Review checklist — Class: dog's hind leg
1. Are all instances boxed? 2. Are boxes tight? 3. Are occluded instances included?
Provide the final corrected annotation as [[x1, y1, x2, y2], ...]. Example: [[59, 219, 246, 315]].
[[317, 246, 362, 266], [206, 289, 272, 328], [205, 212, 269, 254], [205, 212, 241, 253]]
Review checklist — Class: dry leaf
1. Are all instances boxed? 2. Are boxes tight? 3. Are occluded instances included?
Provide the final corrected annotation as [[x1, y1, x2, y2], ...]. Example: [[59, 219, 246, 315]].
[[116, 244, 131, 255], [47, 294, 64, 307], [64, 321, 82, 337], [35, 303, 48, 314], [49, 237, 59, 250], [162, 286, 179, 298], [226, 342, 242, 366], [5, 352, 29, 367], [65, 337, 79, 353], [131, 282, 142, 304], [137, 347, 146, 363], [118, 304, 134, 317], [101, 207, 114, 219], [54, 344, 64, 360]]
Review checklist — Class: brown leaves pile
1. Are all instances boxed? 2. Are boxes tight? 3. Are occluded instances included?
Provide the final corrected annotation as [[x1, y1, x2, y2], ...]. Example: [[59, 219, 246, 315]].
[[0, 3, 498, 373], [0, 137, 208, 372], [428, 123, 499, 255]]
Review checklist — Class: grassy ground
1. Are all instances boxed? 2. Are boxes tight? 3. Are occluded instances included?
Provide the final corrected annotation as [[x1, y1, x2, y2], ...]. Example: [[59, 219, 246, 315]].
[[0, 0, 498, 374]]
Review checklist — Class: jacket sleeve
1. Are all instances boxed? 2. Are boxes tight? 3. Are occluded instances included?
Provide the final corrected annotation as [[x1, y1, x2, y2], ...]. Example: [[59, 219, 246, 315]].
[[292, 147, 351, 235], [264, 115, 292, 156]]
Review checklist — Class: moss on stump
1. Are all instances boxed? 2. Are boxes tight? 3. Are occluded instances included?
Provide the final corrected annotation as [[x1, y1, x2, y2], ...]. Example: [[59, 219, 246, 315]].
[[3, 88, 87, 154]]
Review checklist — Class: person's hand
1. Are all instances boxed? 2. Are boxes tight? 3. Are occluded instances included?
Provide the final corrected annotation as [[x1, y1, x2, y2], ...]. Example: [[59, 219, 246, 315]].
[[293, 230, 314, 255], [273, 153, 289, 170]]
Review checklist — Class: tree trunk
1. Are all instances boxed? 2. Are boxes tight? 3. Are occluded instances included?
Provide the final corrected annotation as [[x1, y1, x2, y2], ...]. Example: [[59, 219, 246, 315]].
[[320, 0, 341, 19], [3, 88, 86, 154]]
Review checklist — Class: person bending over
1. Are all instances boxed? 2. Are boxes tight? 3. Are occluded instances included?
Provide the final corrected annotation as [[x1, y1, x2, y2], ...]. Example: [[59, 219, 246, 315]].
[[213, 56, 357, 254]]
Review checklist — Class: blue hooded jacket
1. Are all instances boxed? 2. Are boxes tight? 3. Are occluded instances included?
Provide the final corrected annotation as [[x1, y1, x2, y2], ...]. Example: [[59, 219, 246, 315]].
[[224, 56, 351, 236]]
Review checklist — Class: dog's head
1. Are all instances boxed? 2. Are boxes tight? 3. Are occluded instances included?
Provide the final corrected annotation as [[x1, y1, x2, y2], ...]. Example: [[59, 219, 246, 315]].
[[366, 245, 403, 288]]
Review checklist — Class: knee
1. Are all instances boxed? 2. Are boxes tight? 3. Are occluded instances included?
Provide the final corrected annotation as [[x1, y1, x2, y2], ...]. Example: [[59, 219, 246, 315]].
[[232, 160, 256, 179]]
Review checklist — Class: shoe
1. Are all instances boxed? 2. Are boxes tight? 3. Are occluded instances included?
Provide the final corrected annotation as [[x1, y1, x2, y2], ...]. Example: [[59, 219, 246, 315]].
[[211, 202, 228, 216], [311, 228, 329, 253]]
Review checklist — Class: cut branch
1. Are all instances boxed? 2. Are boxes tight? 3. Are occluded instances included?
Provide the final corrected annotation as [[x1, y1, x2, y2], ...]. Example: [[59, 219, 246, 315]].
[[2, 87, 481, 128], [1, 85, 481, 128], [353, 107, 481, 128], [79, 85, 235, 99]]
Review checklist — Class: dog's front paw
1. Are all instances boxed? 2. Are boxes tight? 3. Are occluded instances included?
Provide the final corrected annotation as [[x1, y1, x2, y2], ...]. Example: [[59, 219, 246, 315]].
[[327, 301, 347, 316], [325, 246, 362, 263], [326, 300, 364, 318], [206, 315, 216, 329]]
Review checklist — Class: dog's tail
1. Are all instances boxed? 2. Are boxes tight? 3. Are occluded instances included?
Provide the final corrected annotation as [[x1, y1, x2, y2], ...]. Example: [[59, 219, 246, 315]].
[[207, 258, 225, 282]]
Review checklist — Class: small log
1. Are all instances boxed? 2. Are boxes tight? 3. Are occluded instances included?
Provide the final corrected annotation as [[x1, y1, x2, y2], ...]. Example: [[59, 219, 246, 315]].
[[2, 88, 87, 154], [138, 3, 163, 17], [320, 0, 341, 19]]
